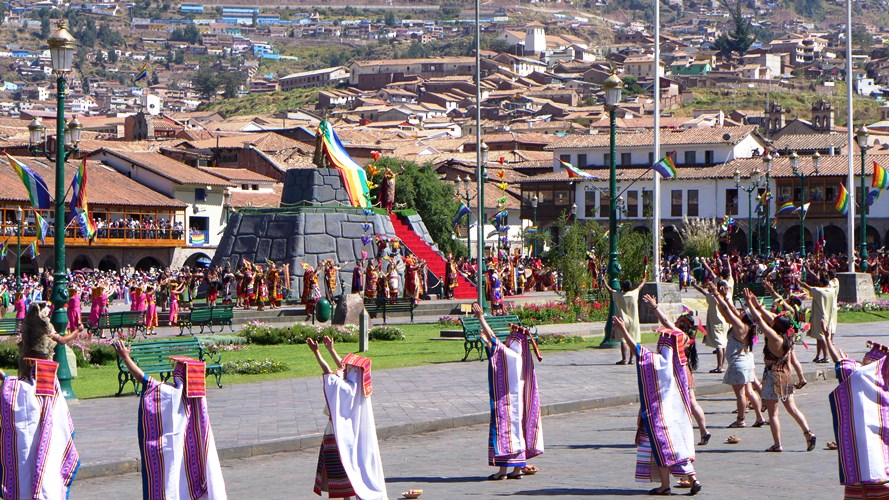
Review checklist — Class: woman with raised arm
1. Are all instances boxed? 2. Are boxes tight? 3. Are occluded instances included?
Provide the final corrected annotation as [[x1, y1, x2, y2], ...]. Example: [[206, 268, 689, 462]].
[[307, 336, 386, 500], [641, 294, 711, 446], [691, 280, 728, 373], [798, 274, 835, 363], [613, 315, 702, 496], [742, 288, 815, 452], [824, 322, 889, 499], [707, 281, 766, 428], [474, 302, 544, 481], [763, 279, 807, 388], [604, 271, 647, 365]]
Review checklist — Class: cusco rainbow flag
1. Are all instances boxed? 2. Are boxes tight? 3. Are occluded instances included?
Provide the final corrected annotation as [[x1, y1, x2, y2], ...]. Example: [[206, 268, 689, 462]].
[[316, 120, 370, 207], [776, 201, 795, 215], [835, 184, 849, 216], [651, 155, 677, 179], [7, 153, 51, 210], [873, 161, 889, 190], [561, 160, 597, 179], [69, 158, 97, 240]]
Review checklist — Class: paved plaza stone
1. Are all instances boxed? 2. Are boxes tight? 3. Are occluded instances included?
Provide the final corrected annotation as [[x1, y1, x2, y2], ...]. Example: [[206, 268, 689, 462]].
[[68, 313, 889, 481]]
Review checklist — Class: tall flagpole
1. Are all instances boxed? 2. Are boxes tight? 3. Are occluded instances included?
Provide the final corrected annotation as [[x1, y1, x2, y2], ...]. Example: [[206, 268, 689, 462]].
[[475, 0, 487, 309], [652, 0, 661, 278], [846, 0, 855, 272]]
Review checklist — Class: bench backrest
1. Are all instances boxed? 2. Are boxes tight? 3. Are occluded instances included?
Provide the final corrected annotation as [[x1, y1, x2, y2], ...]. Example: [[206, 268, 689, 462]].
[[190, 308, 213, 321], [0, 318, 20, 335], [212, 306, 234, 319], [128, 338, 205, 369], [460, 315, 521, 335]]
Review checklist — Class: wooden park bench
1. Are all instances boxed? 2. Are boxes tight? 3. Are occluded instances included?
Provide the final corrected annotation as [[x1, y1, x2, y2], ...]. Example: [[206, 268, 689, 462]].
[[0, 318, 21, 336], [459, 314, 537, 361], [177, 306, 235, 335], [363, 298, 415, 324], [115, 336, 223, 396], [88, 311, 146, 340], [733, 282, 775, 310]]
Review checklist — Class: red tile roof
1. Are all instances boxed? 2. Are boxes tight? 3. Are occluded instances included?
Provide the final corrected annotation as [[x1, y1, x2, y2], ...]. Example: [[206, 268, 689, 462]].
[[97, 149, 233, 187]]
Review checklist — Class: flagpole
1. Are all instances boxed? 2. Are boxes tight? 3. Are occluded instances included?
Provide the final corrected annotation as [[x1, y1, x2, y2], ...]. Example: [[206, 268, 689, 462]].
[[846, 0, 855, 272], [652, 0, 661, 279]]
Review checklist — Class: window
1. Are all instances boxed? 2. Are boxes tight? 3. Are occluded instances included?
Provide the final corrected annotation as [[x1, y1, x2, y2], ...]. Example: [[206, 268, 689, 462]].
[[684, 151, 697, 165], [577, 154, 587, 168], [554, 190, 570, 206], [705, 150, 714, 164], [671, 190, 683, 217], [241, 184, 248, 190], [604, 153, 611, 166], [219, 153, 238, 163], [648, 152, 654, 166], [194, 188, 206, 202], [725, 188, 739, 216], [687, 189, 699, 217], [626, 190, 639, 218], [559, 154, 571, 165], [584, 190, 597, 218], [621, 152, 632, 166], [599, 190, 611, 219], [251, 184, 259, 190], [642, 190, 652, 216]]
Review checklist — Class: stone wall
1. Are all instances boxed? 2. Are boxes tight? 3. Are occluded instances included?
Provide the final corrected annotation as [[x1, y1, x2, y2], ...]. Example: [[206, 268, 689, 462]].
[[281, 168, 353, 206]]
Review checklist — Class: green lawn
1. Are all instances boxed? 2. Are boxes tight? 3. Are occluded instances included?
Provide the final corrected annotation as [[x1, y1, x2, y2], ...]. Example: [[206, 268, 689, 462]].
[[63, 323, 648, 400], [837, 310, 889, 323]]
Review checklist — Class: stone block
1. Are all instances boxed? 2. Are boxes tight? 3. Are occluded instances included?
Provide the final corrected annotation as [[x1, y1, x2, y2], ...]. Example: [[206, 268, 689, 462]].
[[232, 235, 258, 254], [342, 223, 366, 238], [287, 235, 304, 255], [238, 216, 260, 236], [332, 293, 364, 326], [305, 234, 336, 255], [304, 214, 326, 234], [256, 239, 272, 261], [638, 282, 683, 325], [314, 185, 336, 203], [269, 239, 288, 261], [267, 221, 294, 237], [837, 272, 876, 304]]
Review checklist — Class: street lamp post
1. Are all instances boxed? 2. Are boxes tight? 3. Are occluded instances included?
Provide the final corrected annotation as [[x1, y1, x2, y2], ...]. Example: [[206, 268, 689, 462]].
[[600, 71, 623, 349], [763, 154, 773, 256], [15, 206, 22, 291], [856, 126, 870, 271], [734, 167, 761, 257], [531, 194, 538, 258], [476, 143, 489, 311]]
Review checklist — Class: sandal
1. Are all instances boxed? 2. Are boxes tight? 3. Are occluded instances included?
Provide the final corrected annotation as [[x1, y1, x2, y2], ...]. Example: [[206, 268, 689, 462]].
[[826, 441, 838, 450], [795, 380, 808, 390], [752, 419, 768, 428], [765, 445, 783, 452], [805, 431, 817, 451], [709, 368, 725, 373], [648, 487, 671, 495], [690, 481, 702, 496], [506, 471, 523, 480], [698, 433, 712, 446], [727, 420, 746, 428], [487, 472, 507, 481], [615, 360, 628, 365], [725, 435, 741, 444]]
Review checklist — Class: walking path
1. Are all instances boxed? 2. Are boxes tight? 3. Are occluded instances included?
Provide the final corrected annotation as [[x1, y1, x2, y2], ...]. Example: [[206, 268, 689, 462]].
[[69, 312, 889, 479]]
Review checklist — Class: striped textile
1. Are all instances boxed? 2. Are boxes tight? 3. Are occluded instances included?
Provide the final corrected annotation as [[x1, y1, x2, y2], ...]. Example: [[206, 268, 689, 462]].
[[7, 153, 51, 210], [314, 433, 356, 498], [342, 353, 372, 397], [27, 358, 58, 396], [509, 329, 544, 460], [634, 342, 695, 482], [844, 483, 889, 499], [487, 336, 536, 467], [830, 357, 889, 489]]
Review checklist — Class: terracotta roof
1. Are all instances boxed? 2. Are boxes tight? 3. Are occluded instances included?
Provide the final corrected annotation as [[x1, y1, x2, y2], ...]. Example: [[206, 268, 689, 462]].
[[229, 185, 282, 209], [545, 126, 759, 150], [198, 167, 278, 183], [772, 133, 848, 151], [97, 149, 233, 187], [0, 157, 185, 208], [179, 132, 305, 152], [351, 57, 474, 67]]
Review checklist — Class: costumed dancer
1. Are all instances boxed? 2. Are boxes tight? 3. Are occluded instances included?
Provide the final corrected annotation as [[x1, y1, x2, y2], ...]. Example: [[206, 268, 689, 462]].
[[444, 253, 459, 299], [88, 282, 106, 327], [799, 275, 836, 364], [255, 267, 267, 312], [169, 280, 185, 326], [112, 340, 227, 500], [386, 260, 400, 302], [302, 263, 322, 321], [486, 268, 505, 315], [380, 168, 396, 215], [364, 260, 378, 299], [307, 336, 387, 500], [267, 263, 281, 309], [243, 262, 255, 310], [206, 268, 220, 307], [692, 280, 728, 373], [0, 338, 80, 499], [826, 331, 889, 499], [144, 285, 159, 335], [352, 260, 365, 296], [605, 271, 648, 365], [612, 315, 702, 496], [67, 284, 81, 332], [472, 303, 544, 480], [222, 266, 234, 305]]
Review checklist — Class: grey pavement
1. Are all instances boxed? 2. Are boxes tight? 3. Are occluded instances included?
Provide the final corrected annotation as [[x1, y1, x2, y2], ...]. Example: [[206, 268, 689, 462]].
[[74, 372, 845, 499], [67, 310, 889, 480]]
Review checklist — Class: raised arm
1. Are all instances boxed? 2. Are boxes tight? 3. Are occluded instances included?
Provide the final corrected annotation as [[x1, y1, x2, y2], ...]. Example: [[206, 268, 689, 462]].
[[743, 288, 777, 324], [634, 270, 648, 291], [612, 316, 637, 348], [823, 320, 844, 364], [112, 340, 145, 381], [642, 294, 677, 331], [322, 336, 344, 370], [307, 338, 333, 374], [50, 324, 83, 345], [472, 303, 494, 349], [709, 281, 744, 332]]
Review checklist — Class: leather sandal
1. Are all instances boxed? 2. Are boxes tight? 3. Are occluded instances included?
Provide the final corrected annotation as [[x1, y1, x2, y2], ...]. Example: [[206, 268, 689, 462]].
[[648, 487, 671, 495]]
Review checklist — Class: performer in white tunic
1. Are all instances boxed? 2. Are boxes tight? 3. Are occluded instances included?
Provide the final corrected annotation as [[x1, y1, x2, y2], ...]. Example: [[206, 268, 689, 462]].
[[112, 340, 227, 500], [0, 359, 79, 500], [799, 275, 835, 364], [605, 271, 647, 365], [308, 336, 387, 500]]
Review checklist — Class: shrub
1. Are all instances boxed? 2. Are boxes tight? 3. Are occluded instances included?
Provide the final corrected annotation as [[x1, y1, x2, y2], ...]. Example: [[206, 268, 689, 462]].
[[536, 334, 585, 345], [240, 322, 357, 345], [680, 216, 720, 258], [438, 316, 461, 326], [505, 298, 609, 326], [70, 340, 118, 367], [368, 326, 405, 341], [0, 341, 18, 368], [222, 358, 289, 375], [839, 300, 889, 312]]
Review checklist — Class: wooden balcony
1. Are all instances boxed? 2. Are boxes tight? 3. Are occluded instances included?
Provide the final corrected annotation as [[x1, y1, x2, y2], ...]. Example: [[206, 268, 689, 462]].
[[4, 229, 187, 249]]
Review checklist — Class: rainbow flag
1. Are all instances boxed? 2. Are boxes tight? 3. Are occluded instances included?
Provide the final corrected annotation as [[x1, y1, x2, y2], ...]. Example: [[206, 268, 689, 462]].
[[7, 154, 51, 210], [561, 160, 597, 179], [133, 63, 148, 83], [866, 188, 881, 208], [452, 202, 470, 227], [28, 241, 38, 259], [34, 211, 49, 244], [835, 184, 849, 216], [0, 240, 6, 260], [651, 155, 677, 178], [316, 120, 370, 207], [190, 232, 206, 245], [873, 161, 889, 190], [69, 158, 97, 240], [776, 201, 795, 215]]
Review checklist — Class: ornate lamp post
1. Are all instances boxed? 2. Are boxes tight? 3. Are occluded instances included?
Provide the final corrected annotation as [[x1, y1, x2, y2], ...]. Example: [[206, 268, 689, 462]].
[[856, 126, 870, 271], [763, 153, 773, 256], [476, 142, 489, 311], [459, 176, 477, 257], [790, 151, 820, 264], [531, 194, 538, 258], [734, 167, 761, 256], [600, 71, 623, 349]]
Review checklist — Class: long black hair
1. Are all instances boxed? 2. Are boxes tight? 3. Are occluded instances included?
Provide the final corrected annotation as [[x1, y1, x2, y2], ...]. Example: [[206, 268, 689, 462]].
[[676, 315, 699, 371]]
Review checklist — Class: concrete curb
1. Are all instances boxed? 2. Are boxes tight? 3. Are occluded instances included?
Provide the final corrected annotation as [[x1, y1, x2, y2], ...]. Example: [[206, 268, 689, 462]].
[[73, 366, 835, 480]]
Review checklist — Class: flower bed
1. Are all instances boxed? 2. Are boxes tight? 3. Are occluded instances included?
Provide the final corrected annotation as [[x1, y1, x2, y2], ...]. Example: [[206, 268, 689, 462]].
[[839, 300, 889, 313], [222, 358, 289, 375], [505, 298, 609, 326], [536, 334, 586, 345]]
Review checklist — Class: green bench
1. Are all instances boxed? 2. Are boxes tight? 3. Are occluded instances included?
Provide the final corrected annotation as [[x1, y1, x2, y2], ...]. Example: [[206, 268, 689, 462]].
[[459, 314, 537, 361], [115, 337, 223, 396], [363, 298, 415, 324], [88, 311, 146, 340], [0, 318, 21, 336], [733, 282, 776, 310], [177, 306, 235, 335]]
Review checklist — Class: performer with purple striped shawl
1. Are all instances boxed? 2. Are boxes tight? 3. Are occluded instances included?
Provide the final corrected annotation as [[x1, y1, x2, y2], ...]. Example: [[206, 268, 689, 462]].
[[0, 359, 79, 500], [473, 303, 544, 481], [112, 340, 227, 500], [613, 315, 702, 496], [825, 325, 889, 500], [308, 336, 387, 500]]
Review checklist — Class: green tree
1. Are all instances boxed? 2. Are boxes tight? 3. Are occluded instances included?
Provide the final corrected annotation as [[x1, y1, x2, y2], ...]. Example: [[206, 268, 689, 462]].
[[621, 76, 644, 95], [549, 215, 595, 303], [365, 157, 464, 257], [219, 71, 245, 99], [384, 12, 396, 27], [192, 66, 220, 99], [713, 1, 755, 60], [107, 49, 118, 63]]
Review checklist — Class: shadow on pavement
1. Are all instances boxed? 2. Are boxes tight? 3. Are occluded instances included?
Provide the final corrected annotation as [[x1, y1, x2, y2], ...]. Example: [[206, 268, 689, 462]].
[[549, 443, 636, 450], [508, 487, 639, 496], [387, 476, 481, 484]]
